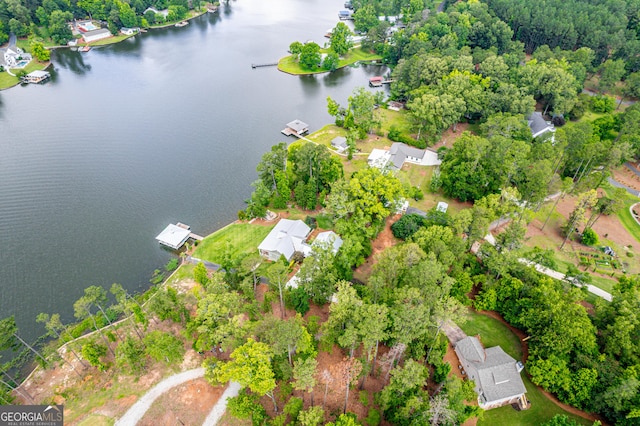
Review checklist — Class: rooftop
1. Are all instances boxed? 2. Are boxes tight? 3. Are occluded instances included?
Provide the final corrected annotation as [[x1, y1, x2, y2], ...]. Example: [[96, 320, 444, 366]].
[[156, 224, 191, 250]]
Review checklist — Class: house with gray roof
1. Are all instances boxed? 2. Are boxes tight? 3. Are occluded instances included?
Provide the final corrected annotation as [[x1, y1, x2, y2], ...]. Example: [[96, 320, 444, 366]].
[[454, 336, 527, 410], [368, 142, 442, 170], [331, 136, 348, 153], [258, 219, 311, 261], [527, 112, 554, 139]]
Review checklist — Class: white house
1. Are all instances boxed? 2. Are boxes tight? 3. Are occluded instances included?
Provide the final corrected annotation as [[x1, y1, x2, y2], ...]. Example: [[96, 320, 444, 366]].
[[120, 27, 140, 35], [3, 47, 31, 68], [455, 336, 528, 410], [258, 219, 311, 261], [82, 28, 111, 43], [310, 231, 343, 254], [367, 142, 442, 170]]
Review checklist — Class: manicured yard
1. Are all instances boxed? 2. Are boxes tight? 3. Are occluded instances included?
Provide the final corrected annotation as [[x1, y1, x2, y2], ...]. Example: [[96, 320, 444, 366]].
[[0, 61, 49, 89], [278, 47, 382, 75], [192, 223, 274, 264], [460, 311, 592, 426]]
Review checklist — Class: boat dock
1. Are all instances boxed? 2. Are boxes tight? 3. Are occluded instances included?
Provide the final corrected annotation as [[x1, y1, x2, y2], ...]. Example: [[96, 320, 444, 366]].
[[21, 70, 50, 84], [369, 76, 394, 87], [176, 222, 204, 241], [252, 62, 278, 68], [156, 222, 203, 249]]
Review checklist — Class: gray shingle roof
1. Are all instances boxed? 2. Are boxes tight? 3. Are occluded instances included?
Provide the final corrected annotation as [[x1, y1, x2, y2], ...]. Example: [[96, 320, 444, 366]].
[[287, 120, 309, 133], [389, 142, 426, 169], [331, 136, 347, 149], [455, 336, 526, 405], [527, 112, 554, 138]]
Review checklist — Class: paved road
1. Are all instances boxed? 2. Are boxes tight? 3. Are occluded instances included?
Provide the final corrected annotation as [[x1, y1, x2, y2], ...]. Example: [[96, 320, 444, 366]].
[[608, 177, 640, 197], [186, 256, 221, 271], [518, 259, 612, 302], [115, 368, 205, 426], [202, 381, 242, 426]]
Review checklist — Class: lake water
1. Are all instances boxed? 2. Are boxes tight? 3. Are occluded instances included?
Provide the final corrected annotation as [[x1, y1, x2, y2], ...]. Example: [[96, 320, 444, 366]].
[[0, 0, 388, 345]]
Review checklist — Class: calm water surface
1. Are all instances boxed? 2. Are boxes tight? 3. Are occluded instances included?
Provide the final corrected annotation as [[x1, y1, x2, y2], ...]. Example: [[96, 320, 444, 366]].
[[0, 0, 388, 343]]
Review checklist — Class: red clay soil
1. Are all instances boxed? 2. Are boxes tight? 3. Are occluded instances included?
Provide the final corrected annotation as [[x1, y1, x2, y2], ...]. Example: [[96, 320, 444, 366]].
[[137, 378, 223, 426], [612, 166, 640, 192], [354, 215, 401, 281], [526, 191, 638, 266]]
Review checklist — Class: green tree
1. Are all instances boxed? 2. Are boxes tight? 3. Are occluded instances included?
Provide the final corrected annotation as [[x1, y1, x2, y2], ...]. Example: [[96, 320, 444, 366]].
[[194, 289, 245, 352], [598, 59, 626, 92], [48, 10, 73, 44], [36, 313, 86, 368], [261, 314, 312, 365], [290, 41, 303, 55], [407, 93, 465, 141], [266, 262, 289, 319], [81, 341, 108, 371], [143, 330, 184, 364], [0, 316, 49, 367], [323, 51, 340, 71], [194, 262, 209, 286], [300, 42, 321, 70], [293, 356, 318, 405], [330, 22, 353, 56], [116, 336, 146, 374], [29, 41, 50, 61], [298, 406, 325, 426], [209, 338, 279, 412], [348, 87, 379, 135], [297, 240, 339, 305]]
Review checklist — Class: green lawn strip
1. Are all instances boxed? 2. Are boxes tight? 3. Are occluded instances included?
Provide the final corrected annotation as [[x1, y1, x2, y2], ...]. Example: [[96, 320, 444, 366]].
[[167, 263, 196, 285], [1, 61, 49, 89], [278, 48, 382, 75], [615, 198, 640, 244], [377, 108, 413, 134], [76, 414, 114, 426], [192, 223, 274, 264], [460, 311, 591, 426]]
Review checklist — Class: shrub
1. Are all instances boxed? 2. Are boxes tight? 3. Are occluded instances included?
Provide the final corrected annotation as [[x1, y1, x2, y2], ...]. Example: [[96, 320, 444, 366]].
[[391, 214, 425, 239], [165, 258, 179, 272], [284, 396, 304, 422], [359, 390, 369, 406], [581, 228, 599, 246], [365, 408, 381, 426], [433, 361, 452, 383], [81, 341, 108, 371], [590, 95, 616, 113], [286, 286, 310, 315]]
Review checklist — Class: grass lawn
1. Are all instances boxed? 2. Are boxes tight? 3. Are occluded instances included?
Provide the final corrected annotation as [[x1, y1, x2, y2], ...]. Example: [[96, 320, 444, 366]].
[[461, 310, 592, 426], [0, 61, 49, 89], [278, 47, 382, 75], [192, 223, 274, 264]]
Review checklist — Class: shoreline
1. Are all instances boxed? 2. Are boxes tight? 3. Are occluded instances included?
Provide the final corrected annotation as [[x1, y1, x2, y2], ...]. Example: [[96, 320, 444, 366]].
[[0, 9, 210, 91]]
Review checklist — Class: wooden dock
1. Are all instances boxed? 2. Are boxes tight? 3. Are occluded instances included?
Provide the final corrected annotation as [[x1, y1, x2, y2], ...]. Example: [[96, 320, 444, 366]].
[[252, 62, 278, 68], [189, 232, 204, 241]]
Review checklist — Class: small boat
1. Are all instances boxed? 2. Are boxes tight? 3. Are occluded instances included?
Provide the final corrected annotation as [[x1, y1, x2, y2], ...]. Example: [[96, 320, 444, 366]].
[[81, 45, 91, 52], [175, 21, 189, 27]]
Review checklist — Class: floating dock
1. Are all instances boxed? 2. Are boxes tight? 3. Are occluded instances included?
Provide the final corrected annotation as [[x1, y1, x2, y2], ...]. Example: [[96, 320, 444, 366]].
[[21, 70, 50, 84]]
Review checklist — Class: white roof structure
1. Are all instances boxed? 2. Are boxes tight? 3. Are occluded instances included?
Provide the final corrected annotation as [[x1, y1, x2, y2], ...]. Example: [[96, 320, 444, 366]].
[[313, 231, 343, 254], [156, 224, 191, 250], [287, 120, 309, 133], [436, 201, 448, 213], [258, 219, 311, 261], [368, 148, 391, 169]]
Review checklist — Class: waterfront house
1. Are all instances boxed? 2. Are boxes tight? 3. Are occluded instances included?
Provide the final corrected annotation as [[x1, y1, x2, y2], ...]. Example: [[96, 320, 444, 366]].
[[3, 47, 31, 68], [454, 336, 528, 410], [120, 27, 140, 35], [258, 219, 311, 261], [368, 142, 442, 170], [82, 28, 111, 43], [331, 136, 348, 153]]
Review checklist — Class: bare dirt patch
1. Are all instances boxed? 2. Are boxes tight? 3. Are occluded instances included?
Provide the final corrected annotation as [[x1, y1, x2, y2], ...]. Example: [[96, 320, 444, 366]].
[[354, 215, 401, 281], [433, 123, 471, 150], [138, 378, 223, 426]]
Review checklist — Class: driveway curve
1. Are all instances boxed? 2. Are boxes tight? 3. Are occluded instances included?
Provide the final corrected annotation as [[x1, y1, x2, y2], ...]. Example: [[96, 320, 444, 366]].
[[115, 368, 205, 426]]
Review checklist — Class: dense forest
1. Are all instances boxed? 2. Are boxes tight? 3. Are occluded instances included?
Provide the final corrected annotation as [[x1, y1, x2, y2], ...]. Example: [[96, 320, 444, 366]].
[[2, 0, 640, 424]]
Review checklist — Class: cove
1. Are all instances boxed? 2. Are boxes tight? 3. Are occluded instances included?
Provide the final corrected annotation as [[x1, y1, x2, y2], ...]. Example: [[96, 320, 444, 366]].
[[0, 0, 388, 344]]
